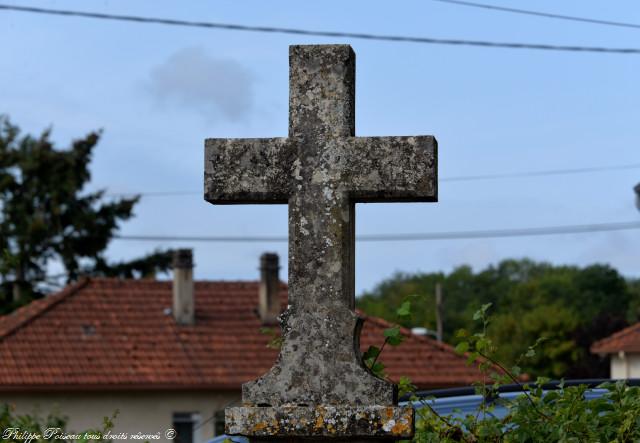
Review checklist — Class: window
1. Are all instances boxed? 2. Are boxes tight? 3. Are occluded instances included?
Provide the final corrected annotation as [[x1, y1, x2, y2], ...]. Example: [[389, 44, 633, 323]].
[[172, 412, 199, 443], [214, 410, 225, 436]]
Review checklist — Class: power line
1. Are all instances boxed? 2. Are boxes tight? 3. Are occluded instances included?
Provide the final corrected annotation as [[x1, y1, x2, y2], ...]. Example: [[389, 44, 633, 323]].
[[104, 162, 640, 198], [114, 220, 640, 243], [441, 162, 640, 182], [107, 190, 199, 198], [432, 0, 640, 30], [0, 3, 639, 54]]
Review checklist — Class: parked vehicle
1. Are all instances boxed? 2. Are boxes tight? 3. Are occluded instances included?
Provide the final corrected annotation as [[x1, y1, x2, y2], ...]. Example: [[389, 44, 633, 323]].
[[207, 435, 247, 443], [410, 378, 640, 419], [209, 379, 640, 442]]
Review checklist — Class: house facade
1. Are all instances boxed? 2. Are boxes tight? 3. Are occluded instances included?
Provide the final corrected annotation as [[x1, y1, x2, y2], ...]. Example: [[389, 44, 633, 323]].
[[0, 252, 484, 443], [592, 322, 640, 379]]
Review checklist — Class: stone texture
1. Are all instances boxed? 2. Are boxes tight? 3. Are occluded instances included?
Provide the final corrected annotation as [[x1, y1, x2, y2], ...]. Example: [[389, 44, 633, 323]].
[[204, 44, 438, 439], [226, 405, 414, 439]]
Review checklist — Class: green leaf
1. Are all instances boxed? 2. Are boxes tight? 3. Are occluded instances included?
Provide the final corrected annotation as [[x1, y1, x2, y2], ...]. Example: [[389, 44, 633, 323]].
[[383, 326, 404, 346], [396, 300, 411, 317], [362, 345, 381, 361], [472, 302, 493, 321], [398, 376, 416, 397], [455, 341, 469, 354], [259, 327, 282, 349], [267, 337, 283, 350], [383, 326, 401, 338], [525, 348, 536, 358], [476, 337, 490, 352], [466, 351, 479, 365], [259, 327, 275, 336], [370, 361, 386, 377]]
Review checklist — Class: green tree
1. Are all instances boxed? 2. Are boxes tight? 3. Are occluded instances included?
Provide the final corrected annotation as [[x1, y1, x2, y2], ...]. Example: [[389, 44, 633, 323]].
[[357, 259, 639, 379], [0, 116, 172, 314]]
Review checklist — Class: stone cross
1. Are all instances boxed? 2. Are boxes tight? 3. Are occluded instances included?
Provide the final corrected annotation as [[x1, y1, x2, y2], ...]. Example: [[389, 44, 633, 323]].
[[205, 45, 437, 440]]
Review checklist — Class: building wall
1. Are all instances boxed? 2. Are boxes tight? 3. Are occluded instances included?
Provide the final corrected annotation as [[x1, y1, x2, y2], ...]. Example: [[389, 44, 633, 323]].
[[610, 353, 640, 378], [5, 390, 240, 443]]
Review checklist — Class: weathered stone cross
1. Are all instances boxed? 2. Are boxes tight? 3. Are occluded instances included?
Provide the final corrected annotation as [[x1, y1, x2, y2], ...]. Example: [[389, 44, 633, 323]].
[[206, 45, 437, 440]]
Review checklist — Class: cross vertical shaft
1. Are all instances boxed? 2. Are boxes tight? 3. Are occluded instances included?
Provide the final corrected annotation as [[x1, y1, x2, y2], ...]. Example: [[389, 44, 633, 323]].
[[289, 45, 356, 310], [289, 45, 355, 139], [245, 47, 390, 406]]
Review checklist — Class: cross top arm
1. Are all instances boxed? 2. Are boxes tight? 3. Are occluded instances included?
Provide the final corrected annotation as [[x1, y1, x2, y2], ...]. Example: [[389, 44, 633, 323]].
[[204, 134, 437, 204]]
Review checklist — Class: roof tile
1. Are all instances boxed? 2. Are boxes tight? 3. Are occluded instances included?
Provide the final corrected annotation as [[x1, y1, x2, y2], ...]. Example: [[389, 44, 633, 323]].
[[591, 322, 640, 354], [0, 278, 484, 390]]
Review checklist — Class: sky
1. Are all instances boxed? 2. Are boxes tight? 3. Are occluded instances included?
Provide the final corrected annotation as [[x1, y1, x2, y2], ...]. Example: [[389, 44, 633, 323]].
[[1, 0, 639, 295]]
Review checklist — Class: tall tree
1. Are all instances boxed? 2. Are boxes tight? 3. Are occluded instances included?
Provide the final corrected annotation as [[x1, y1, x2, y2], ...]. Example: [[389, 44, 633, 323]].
[[357, 259, 639, 379], [0, 115, 172, 313]]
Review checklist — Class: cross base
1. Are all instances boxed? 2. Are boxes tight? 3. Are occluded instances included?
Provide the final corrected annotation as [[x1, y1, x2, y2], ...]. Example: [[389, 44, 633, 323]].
[[249, 439, 405, 442], [225, 405, 414, 440], [250, 440, 401, 442]]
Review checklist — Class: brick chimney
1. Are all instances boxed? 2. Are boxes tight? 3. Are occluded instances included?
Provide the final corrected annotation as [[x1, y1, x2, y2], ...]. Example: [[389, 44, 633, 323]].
[[172, 249, 194, 325], [259, 252, 281, 325]]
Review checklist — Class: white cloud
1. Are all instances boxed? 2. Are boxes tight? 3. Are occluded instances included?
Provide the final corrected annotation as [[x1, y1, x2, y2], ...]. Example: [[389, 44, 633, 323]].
[[146, 47, 254, 123]]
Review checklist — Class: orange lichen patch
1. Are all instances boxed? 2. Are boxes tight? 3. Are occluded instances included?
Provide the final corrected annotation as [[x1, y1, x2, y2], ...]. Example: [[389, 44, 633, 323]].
[[391, 420, 413, 435], [314, 413, 324, 429], [251, 421, 269, 433]]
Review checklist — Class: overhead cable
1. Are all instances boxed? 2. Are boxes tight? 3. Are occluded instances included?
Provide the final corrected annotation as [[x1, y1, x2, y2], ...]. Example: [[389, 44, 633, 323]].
[[432, 0, 640, 30], [114, 221, 640, 243], [1, 3, 639, 54], [104, 162, 640, 198]]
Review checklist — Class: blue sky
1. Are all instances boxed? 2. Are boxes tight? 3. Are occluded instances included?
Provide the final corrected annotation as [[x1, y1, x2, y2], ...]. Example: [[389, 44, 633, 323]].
[[1, 1, 639, 294]]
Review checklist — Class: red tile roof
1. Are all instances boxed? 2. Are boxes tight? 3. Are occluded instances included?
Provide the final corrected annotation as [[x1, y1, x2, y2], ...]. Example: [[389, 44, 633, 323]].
[[0, 278, 484, 391], [591, 322, 640, 354]]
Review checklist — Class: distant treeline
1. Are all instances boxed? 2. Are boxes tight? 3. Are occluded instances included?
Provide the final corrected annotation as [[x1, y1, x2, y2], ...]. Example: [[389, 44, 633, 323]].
[[357, 259, 640, 379]]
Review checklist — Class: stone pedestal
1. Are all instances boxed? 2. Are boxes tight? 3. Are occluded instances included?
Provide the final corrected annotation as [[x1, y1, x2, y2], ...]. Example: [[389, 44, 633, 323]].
[[226, 405, 414, 440]]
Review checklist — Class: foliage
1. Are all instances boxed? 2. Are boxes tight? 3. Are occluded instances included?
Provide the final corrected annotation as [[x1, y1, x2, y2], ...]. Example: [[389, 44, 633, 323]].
[[363, 297, 415, 379], [413, 378, 640, 442], [393, 303, 640, 442], [91, 249, 175, 280], [0, 403, 117, 442], [254, 290, 640, 440], [259, 327, 284, 350], [0, 116, 173, 314], [357, 259, 638, 379]]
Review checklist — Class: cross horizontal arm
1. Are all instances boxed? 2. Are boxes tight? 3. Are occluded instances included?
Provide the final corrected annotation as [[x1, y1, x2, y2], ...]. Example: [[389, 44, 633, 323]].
[[205, 138, 294, 204], [345, 136, 437, 202]]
